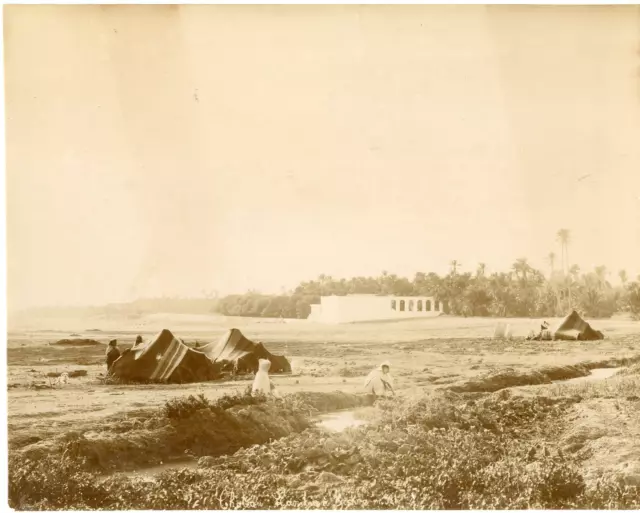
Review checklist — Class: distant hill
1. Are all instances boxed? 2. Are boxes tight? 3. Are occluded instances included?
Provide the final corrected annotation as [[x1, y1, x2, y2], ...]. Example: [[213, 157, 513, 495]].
[[11, 297, 221, 320]]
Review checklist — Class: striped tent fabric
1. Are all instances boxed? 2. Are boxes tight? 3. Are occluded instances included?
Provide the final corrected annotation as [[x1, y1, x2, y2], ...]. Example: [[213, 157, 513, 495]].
[[203, 328, 291, 374], [110, 328, 290, 383], [111, 329, 220, 383], [148, 336, 191, 381]]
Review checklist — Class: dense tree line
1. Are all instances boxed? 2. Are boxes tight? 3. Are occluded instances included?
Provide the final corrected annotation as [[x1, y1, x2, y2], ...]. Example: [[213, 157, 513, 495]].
[[216, 262, 640, 320]]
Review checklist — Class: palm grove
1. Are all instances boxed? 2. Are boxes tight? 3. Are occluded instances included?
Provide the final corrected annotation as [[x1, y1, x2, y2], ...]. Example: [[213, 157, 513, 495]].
[[217, 230, 640, 320]]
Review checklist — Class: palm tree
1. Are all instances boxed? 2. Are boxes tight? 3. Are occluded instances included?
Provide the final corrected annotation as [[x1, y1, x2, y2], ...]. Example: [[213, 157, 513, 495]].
[[579, 287, 603, 318], [619, 269, 628, 286], [594, 265, 607, 286], [318, 274, 333, 296], [476, 263, 487, 278], [569, 264, 580, 279], [547, 252, 556, 276], [377, 271, 389, 294], [556, 229, 571, 274], [512, 258, 532, 283], [556, 229, 571, 309], [450, 260, 461, 275], [318, 274, 326, 296]]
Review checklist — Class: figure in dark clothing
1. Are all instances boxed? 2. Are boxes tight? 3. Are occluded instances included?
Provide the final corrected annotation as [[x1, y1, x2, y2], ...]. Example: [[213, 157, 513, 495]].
[[133, 335, 143, 347], [106, 339, 121, 373]]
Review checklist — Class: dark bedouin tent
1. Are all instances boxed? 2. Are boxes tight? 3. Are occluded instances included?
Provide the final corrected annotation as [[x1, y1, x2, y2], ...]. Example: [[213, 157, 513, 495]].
[[110, 328, 290, 383], [202, 328, 292, 374], [553, 310, 604, 341], [110, 329, 221, 383]]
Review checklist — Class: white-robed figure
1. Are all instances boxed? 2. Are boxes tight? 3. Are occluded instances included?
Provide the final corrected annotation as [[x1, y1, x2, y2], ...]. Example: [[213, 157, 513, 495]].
[[364, 361, 395, 396], [252, 359, 280, 398]]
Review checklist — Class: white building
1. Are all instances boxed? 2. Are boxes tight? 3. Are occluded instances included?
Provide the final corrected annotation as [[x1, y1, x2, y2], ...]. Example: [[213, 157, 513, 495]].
[[307, 294, 443, 324]]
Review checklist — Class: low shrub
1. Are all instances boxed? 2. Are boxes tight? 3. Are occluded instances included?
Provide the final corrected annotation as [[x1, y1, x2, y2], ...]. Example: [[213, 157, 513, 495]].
[[163, 394, 212, 419], [14, 391, 321, 475], [576, 475, 640, 509], [8, 454, 111, 510], [9, 389, 640, 510], [211, 389, 268, 410], [164, 390, 278, 419]]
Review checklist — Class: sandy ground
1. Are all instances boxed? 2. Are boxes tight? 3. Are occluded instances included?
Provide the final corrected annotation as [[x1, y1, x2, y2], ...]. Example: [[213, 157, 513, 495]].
[[512, 365, 640, 485], [7, 315, 640, 483], [569, 397, 640, 485], [7, 312, 640, 482]]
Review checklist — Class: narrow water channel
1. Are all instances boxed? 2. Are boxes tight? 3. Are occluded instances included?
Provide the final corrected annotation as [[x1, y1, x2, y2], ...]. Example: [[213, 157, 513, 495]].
[[554, 367, 619, 384], [315, 409, 369, 432], [115, 459, 199, 481]]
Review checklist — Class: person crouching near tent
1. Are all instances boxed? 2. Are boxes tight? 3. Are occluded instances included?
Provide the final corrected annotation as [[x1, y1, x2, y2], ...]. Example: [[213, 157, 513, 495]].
[[251, 359, 281, 398], [106, 339, 121, 374], [364, 361, 395, 397]]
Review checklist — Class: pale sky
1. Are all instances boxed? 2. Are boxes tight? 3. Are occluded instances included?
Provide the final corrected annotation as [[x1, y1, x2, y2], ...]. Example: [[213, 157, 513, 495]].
[[5, 5, 640, 310]]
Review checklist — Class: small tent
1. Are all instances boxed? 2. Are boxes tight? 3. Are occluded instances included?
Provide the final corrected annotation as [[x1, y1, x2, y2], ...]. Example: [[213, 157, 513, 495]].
[[553, 310, 604, 341], [203, 328, 292, 374]]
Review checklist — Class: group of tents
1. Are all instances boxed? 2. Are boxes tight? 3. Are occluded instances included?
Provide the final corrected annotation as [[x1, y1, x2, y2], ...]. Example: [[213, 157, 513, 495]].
[[110, 310, 604, 385], [110, 328, 291, 384]]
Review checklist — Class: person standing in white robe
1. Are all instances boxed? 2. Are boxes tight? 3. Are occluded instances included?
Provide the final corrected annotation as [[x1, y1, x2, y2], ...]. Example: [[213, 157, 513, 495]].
[[252, 359, 280, 398], [364, 361, 395, 396]]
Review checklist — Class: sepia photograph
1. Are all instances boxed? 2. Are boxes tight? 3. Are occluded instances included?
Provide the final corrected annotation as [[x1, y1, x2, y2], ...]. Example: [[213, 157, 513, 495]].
[[4, 3, 640, 510]]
